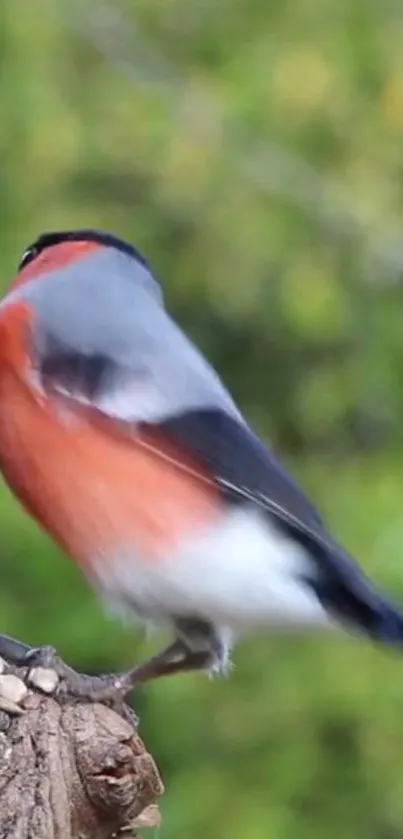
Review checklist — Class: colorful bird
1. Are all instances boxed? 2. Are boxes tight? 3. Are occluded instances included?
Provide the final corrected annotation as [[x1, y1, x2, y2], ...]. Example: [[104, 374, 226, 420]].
[[0, 229, 401, 700]]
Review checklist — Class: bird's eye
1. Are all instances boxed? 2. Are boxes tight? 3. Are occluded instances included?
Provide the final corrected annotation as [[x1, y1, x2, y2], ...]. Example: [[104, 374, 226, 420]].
[[18, 246, 39, 271]]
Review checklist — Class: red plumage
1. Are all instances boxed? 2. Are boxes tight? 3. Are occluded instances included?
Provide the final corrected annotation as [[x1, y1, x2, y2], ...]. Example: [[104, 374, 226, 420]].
[[0, 300, 221, 583]]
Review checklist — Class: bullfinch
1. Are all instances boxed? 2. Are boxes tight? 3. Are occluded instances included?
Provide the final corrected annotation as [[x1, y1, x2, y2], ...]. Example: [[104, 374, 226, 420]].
[[0, 229, 401, 700]]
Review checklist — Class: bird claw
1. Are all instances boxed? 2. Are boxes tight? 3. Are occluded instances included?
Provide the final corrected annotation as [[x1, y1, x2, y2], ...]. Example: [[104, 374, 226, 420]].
[[0, 634, 138, 722], [22, 644, 59, 668], [0, 633, 39, 666], [31, 656, 139, 725]]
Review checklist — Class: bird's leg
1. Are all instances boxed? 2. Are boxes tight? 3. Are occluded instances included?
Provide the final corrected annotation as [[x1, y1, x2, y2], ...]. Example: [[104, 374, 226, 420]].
[[94, 641, 211, 700], [0, 619, 222, 705], [21, 639, 212, 703]]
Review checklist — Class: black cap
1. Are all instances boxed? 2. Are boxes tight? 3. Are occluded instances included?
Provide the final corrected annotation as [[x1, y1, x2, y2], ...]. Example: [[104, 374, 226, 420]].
[[19, 229, 148, 271]]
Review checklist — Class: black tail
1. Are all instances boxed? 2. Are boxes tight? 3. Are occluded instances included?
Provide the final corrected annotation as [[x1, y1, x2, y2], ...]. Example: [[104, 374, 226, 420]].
[[311, 542, 403, 647], [362, 598, 403, 646]]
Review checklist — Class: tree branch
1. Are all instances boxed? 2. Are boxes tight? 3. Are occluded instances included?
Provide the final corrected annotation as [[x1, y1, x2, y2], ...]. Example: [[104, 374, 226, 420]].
[[0, 657, 164, 839]]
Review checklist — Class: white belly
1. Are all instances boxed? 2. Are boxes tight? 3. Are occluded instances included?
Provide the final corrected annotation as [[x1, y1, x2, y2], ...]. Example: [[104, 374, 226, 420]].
[[93, 506, 331, 634]]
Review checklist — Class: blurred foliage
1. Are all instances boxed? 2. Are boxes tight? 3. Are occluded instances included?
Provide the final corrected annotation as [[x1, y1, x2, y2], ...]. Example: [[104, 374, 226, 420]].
[[2, 0, 403, 836]]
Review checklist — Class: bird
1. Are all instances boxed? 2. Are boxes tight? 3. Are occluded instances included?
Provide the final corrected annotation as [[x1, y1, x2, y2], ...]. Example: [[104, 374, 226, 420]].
[[0, 227, 401, 701]]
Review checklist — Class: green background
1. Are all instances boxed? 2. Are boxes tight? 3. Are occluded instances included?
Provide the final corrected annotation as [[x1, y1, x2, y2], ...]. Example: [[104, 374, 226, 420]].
[[2, 1, 403, 836]]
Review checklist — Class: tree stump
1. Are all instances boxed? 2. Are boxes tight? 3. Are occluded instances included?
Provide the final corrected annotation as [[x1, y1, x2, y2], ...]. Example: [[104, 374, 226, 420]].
[[0, 660, 164, 839]]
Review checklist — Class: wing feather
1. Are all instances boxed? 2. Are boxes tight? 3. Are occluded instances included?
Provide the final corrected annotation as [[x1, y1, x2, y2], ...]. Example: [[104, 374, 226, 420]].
[[38, 345, 394, 637], [141, 409, 398, 637]]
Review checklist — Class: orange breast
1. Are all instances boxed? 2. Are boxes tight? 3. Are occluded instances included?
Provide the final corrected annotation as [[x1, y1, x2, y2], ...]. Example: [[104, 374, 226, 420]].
[[0, 303, 221, 574]]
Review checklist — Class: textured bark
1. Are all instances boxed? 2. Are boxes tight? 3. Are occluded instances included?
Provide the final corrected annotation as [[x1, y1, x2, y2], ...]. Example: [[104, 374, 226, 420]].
[[0, 685, 163, 839]]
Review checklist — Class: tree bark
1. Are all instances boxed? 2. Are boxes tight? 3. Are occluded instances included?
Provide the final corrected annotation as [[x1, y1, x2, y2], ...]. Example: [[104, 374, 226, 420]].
[[0, 662, 163, 839]]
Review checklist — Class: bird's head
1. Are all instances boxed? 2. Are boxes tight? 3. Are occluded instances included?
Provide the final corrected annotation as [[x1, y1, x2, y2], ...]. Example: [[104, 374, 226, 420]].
[[13, 229, 149, 290]]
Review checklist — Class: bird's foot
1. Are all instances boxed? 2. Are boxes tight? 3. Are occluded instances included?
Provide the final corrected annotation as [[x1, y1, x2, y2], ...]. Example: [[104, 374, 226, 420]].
[[0, 633, 40, 666], [0, 635, 138, 723], [0, 633, 213, 716], [26, 639, 212, 704], [21, 644, 139, 723]]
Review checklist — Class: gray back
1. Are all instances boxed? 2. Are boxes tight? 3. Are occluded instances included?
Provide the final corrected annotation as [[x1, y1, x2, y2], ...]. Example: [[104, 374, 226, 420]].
[[3, 248, 242, 423]]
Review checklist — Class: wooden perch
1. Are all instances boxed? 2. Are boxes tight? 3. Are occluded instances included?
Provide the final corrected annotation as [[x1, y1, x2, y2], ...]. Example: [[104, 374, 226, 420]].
[[0, 657, 164, 839]]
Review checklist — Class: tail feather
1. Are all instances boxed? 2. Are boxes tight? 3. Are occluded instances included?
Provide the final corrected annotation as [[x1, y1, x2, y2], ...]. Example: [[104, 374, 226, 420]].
[[314, 566, 403, 647], [300, 533, 403, 647], [373, 600, 403, 646]]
